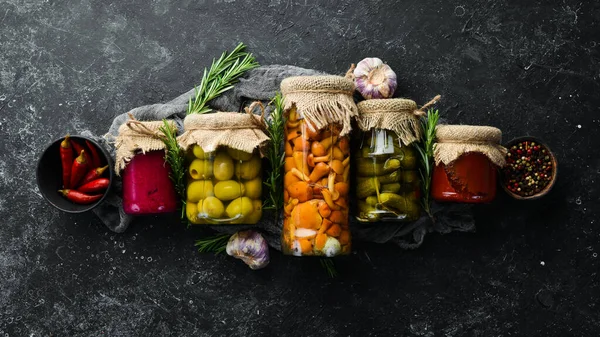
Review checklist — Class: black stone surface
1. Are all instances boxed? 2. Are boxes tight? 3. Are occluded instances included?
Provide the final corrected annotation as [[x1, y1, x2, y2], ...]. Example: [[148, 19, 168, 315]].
[[1, 0, 599, 336]]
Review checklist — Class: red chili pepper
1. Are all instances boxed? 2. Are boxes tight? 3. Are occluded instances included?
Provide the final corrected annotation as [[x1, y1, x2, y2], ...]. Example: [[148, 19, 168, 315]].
[[80, 165, 109, 186], [85, 140, 102, 168], [70, 150, 88, 188], [60, 135, 74, 188], [58, 189, 102, 204], [70, 140, 90, 164], [77, 178, 109, 193]]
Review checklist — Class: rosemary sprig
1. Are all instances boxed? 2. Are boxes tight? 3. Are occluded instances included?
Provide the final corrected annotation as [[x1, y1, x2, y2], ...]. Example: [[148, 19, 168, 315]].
[[159, 119, 187, 219], [263, 92, 285, 212], [194, 233, 231, 254], [187, 43, 259, 115], [320, 258, 338, 278], [416, 108, 440, 219]]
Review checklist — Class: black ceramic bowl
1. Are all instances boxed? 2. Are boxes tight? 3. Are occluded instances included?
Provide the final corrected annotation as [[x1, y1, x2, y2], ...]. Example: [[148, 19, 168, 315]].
[[501, 136, 558, 200], [36, 135, 114, 213]]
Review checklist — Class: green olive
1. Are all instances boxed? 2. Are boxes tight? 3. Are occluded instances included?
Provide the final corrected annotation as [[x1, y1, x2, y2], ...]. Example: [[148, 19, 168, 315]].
[[225, 197, 253, 220], [244, 199, 263, 224], [227, 148, 253, 161], [186, 200, 205, 224], [235, 156, 261, 180], [214, 180, 246, 201], [213, 151, 234, 181], [243, 177, 262, 199], [192, 145, 207, 158], [189, 159, 213, 179], [202, 196, 225, 219], [187, 180, 214, 202]]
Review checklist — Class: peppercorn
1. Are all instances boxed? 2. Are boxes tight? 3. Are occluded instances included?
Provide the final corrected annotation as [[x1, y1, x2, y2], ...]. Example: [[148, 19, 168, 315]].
[[503, 140, 554, 197]]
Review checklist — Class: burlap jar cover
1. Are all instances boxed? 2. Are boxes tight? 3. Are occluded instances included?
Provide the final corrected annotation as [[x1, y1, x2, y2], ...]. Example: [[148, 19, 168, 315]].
[[114, 117, 176, 174], [280, 75, 358, 135], [177, 103, 270, 154], [356, 95, 441, 145], [433, 125, 507, 167]]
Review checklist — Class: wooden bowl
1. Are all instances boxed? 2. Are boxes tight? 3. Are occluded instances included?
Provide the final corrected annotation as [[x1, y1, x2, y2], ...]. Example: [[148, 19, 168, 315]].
[[36, 135, 114, 213], [500, 136, 557, 200]]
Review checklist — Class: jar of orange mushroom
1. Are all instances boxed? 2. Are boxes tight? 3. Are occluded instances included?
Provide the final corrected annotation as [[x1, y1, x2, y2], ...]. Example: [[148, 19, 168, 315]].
[[280, 75, 359, 257]]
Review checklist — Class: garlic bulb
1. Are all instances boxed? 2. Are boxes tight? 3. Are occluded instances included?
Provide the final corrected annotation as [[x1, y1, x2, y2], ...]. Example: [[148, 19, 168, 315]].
[[226, 230, 269, 270], [353, 57, 397, 99]]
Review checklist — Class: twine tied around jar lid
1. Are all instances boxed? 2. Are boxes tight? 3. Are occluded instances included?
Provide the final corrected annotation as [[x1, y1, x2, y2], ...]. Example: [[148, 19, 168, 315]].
[[280, 75, 358, 137], [433, 125, 507, 167], [356, 95, 441, 146], [177, 101, 270, 156], [114, 114, 176, 174]]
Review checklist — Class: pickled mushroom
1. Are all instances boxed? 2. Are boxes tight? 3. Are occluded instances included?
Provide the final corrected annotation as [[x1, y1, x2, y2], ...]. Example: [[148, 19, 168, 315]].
[[291, 201, 322, 230]]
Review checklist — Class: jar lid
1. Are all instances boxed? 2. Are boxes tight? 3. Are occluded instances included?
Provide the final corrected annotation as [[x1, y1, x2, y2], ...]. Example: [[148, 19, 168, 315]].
[[178, 102, 270, 156], [434, 124, 507, 167], [281, 75, 355, 95], [356, 98, 421, 146], [115, 118, 176, 174], [280, 75, 358, 136], [436, 125, 502, 144]]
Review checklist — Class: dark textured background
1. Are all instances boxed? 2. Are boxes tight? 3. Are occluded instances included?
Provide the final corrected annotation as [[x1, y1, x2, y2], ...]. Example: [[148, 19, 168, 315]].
[[1, 0, 599, 336]]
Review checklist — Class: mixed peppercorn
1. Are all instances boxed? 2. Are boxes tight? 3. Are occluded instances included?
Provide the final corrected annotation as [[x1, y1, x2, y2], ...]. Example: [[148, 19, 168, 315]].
[[58, 135, 109, 204], [503, 140, 554, 197]]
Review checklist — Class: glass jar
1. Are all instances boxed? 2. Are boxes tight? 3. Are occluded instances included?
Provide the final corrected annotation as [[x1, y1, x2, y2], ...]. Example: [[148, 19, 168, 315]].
[[431, 152, 497, 203], [280, 75, 357, 257], [282, 117, 351, 256], [431, 125, 506, 204], [185, 145, 262, 225], [355, 129, 421, 222], [122, 150, 178, 215]]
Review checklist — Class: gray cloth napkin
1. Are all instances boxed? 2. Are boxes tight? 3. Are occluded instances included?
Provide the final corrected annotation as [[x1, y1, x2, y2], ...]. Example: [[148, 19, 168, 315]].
[[86, 64, 474, 250]]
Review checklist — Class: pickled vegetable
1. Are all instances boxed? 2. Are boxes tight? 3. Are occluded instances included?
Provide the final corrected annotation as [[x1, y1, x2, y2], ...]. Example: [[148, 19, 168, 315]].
[[282, 119, 351, 256], [214, 180, 245, 201], [214, 151, 234, 181], [235, 156, 261, 180], [185, 146, 262, 224], [354, 128, 421, 222]]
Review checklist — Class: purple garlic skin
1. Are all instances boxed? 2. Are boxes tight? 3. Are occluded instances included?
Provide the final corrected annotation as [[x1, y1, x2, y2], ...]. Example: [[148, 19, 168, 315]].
[[226, 230, 270, 270], [353, 57, 397, 99]]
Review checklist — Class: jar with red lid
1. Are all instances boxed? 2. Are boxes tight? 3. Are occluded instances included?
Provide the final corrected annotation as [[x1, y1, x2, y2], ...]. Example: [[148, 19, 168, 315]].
[[115, 119, 178, 215], [431, 125, 507, 203]]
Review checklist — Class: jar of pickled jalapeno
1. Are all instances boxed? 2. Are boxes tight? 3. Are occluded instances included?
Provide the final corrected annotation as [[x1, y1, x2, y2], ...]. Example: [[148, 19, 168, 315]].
[[115, 119, 178, 215], [280, 75, 359, 257], [354, 99, 424, 222], [178, 104, 270, 225], [432, 125, 507, 203]]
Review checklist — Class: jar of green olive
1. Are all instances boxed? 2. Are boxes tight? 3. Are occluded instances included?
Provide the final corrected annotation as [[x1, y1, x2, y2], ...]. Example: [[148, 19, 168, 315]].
[[178, 104, 270, 225], [354, 98, 424, 222]]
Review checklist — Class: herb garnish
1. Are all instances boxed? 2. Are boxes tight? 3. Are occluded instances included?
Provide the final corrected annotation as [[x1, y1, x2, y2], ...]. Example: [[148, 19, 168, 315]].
[[416, 108, 440, 219], [187, 43, 259, 115]]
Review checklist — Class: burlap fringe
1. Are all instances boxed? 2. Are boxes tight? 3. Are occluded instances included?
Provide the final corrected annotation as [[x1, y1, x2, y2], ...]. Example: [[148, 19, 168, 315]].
[[114, 116, 175, 175], [281, 75, 358, 137], [177, 102, 270, 156], [433, 125, 507, 167]]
